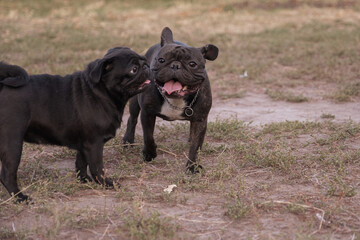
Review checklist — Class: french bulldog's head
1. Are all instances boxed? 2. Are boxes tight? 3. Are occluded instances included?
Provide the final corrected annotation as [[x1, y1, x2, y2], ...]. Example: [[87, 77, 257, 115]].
[[151, 27, 218, 98], [87, 47, 150, 99]]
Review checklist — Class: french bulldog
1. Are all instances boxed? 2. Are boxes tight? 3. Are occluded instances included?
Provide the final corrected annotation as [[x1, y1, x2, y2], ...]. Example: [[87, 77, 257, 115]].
[[123, 27, 218, 173], [0, 47, 150, 202]]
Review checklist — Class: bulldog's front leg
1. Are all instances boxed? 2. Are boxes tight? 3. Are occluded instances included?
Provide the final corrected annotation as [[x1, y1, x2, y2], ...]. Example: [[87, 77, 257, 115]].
[[81, 142, 114, 187], [141, 111, 157, 162], [187, 119, 207, 173]]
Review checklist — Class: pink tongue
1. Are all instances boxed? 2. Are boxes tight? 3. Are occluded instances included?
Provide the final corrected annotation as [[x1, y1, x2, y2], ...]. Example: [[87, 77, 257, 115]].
[[163, 80, 183, 95], [140, 79, 151, 87]]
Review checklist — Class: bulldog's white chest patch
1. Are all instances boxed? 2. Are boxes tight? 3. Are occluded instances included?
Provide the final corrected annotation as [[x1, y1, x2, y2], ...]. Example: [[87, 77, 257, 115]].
[[160, 98, 186, 120]]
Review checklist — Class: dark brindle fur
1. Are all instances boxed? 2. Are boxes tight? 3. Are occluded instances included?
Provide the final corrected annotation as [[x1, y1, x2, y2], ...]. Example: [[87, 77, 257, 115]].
[[123, 27, 218, 172]]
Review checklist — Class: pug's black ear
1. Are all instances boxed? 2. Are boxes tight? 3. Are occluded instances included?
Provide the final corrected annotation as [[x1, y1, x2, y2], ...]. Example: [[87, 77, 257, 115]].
[[161, 27, 174, 47], [200, 44, 219, 61], [0, 62, 29, 87], [88, 58, 113, 84], [1, 75, 28, 87], [105, 47, 129, 57]]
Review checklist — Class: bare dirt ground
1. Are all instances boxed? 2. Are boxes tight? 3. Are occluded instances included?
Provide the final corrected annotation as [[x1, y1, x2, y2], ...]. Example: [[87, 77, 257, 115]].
[[1, 88, 359, 240], [210, 92, 360, 125]]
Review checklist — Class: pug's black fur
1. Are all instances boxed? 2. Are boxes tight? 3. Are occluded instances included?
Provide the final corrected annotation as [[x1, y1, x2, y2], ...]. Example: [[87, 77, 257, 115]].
[[123, 27, 218, 172], [0, 47, 150, 202]]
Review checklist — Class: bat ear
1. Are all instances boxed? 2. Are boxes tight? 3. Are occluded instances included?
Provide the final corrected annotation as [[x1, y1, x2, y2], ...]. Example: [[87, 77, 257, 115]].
[[88, 58, 113, 84], [0, 62, 29, 87], [200, 44, 219, 61], [161, 27, 174, 47]]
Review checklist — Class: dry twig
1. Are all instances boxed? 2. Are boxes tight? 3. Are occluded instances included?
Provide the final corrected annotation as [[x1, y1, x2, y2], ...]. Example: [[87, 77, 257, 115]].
[[260, 200, 325, 235], [158, 147, 178, 157], [0, 180, 40, 206]]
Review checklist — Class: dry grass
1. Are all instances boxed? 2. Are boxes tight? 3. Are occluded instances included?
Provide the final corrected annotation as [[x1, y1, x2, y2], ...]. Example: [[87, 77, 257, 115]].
[[1, 0, 360, 239], [1, 119, 360, 239]]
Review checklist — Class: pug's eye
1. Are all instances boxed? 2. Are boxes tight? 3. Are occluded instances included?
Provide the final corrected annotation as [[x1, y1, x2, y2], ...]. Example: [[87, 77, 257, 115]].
[[130, 66, 138, 74], [188, 61, 197, 68], [158, 58, 165, 64]]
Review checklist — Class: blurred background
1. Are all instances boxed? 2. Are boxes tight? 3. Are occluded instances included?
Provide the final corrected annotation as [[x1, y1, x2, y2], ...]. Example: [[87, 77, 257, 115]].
[[1, 0, 359, 101]]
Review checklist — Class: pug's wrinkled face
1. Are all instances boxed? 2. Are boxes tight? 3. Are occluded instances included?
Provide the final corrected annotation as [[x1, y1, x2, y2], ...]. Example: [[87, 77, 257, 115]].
[[150, 27, 218, 98], [88, 47, 151, 99]]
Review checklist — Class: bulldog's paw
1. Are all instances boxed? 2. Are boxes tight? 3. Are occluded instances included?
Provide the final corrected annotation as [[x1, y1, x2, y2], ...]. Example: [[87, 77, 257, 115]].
[[143, 150, 157, 162], [77, 173, 93, 184], [15, 193, 32, 204], [186, 163, 203, 174], [92, 175, 114, 189], [104, 178, 114, 189]]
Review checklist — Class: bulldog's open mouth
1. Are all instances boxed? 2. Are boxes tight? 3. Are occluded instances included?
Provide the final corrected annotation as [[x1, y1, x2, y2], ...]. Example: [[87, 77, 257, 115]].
[[156, 80, 199, 97]]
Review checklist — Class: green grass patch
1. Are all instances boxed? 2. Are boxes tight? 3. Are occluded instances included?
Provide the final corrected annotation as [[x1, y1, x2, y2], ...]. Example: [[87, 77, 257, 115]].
[[318, 121, 360, 145], [238, 142, 295, 171], [321, 113, 335, 119], [265, 89, 309, 102], [223, 0, 360, 11], [259, 121, 321, 136], [225, 197, 251, 220], [122, 211, 179, 240], [219, 90, 247, 99], [326, 82, 360, 102], [207, 118, 250, 141]]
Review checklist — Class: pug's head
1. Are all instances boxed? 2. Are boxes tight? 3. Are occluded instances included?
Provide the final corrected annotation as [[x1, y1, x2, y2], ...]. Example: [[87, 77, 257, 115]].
[[151, 27, 218, 98], [0, 62, 29, 88], [86, 47, 150, 99]]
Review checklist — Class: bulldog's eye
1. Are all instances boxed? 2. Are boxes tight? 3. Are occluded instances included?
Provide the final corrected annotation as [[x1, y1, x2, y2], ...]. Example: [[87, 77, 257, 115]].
[[188, 61, 197, 68], [158, 58, 165, 64], [130, 66, 138, 74]]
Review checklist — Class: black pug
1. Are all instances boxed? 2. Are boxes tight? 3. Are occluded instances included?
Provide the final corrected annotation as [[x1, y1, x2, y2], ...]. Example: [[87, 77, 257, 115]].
[[123, 27, 218, 173], [0, 47, 150, 202]]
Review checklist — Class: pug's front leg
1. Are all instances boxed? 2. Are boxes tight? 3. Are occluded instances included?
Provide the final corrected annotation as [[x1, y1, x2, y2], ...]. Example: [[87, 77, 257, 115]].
[[81, 142, 113, 187], [75, 150, 92, 183]]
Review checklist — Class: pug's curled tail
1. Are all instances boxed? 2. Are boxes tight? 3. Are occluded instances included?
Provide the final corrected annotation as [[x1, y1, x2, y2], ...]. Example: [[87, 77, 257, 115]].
[[0, 62, 29, 90]]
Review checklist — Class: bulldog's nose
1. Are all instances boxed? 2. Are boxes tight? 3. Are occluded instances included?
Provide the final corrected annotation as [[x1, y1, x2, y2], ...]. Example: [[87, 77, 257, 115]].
[[171, 61, 181, 70]]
